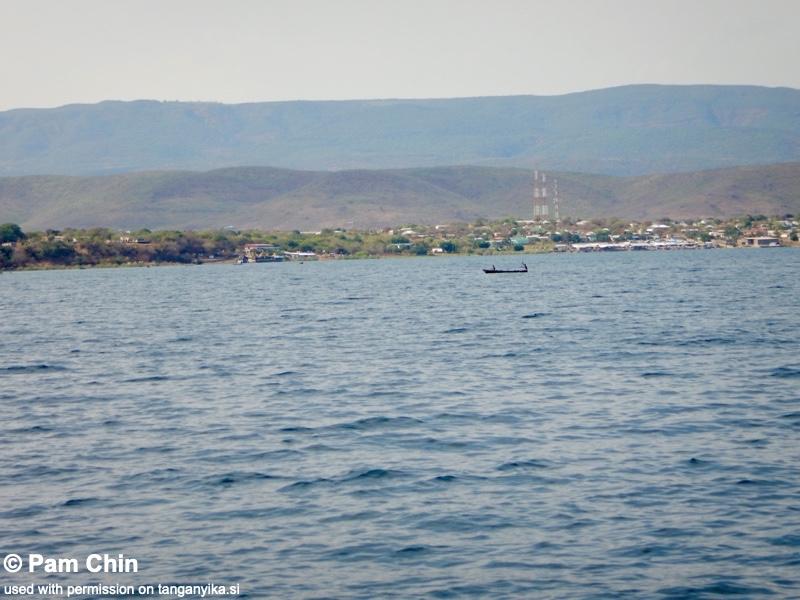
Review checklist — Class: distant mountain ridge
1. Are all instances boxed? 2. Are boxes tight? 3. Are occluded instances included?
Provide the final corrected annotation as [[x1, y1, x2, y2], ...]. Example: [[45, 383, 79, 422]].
[[3, 163, 798, 231], [1, 85, 799, 177]]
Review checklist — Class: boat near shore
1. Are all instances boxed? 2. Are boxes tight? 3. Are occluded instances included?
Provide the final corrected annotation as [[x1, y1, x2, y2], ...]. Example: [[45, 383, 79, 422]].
[[483, 263, 528, 274]]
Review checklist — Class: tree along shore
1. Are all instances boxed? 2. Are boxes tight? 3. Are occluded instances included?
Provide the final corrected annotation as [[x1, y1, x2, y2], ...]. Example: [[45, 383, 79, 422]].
[[1, 215, 797, 271]]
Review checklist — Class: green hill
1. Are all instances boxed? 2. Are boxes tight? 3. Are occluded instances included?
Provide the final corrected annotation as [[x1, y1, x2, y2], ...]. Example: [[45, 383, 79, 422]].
[[2, 163, 798, 231], [1, 85, 799, 177]]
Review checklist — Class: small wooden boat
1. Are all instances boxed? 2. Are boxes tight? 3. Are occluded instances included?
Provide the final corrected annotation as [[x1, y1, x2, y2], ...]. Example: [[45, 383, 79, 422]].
[[483, 263, 528, 274]]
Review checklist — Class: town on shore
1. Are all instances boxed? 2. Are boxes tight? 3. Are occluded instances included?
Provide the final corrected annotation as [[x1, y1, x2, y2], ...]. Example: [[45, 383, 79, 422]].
[[1, 214, 797, 270]]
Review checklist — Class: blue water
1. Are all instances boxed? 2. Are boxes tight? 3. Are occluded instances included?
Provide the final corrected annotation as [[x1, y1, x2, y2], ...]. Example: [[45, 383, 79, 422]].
[[1, 250, 799, 599]]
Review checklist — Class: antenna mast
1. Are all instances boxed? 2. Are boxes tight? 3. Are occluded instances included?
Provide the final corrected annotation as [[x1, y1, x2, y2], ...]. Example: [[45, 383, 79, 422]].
[[553, 178, 559, 222], [533, 167, 549, 218]]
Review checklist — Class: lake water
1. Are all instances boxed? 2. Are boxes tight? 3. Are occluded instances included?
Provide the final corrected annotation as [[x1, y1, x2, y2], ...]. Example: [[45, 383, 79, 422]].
[[2, 249, 799, 599]]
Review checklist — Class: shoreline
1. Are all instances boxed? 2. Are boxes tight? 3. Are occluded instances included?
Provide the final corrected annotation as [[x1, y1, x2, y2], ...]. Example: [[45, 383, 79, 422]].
[[3, 243, 796, 273]]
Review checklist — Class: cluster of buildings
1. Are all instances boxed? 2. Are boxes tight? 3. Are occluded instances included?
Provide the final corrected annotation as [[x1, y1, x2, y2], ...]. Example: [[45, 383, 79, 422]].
[[390, 215, 797, 254]]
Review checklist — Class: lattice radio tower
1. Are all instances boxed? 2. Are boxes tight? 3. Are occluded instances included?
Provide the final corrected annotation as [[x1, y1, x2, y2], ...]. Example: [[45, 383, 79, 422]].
[[553, 178, 560, 222], [533, 167, 549, 218]]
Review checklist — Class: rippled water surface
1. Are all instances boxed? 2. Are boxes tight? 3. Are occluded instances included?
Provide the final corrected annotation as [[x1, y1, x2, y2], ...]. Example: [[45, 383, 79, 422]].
[[2, 250, 799, 599]]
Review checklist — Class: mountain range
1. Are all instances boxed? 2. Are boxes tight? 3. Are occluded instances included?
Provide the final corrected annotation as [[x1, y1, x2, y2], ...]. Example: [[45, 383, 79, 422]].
[[1, 84, 799, 229], [3, 163, 798, 232], [1, 85, 799, 178]]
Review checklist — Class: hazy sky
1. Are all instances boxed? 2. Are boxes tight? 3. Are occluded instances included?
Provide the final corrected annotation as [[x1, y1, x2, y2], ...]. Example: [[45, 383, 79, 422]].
[[1, 0, 798, 111]]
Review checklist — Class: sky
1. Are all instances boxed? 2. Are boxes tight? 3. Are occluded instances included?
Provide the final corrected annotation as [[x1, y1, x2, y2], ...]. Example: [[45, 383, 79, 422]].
[[1, 0, 798, 112]]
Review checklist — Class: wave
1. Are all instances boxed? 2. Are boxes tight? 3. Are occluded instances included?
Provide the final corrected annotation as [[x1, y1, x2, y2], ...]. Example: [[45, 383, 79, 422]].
[[2, 364, 66, 373], [497, 459, 551, 471], [771, 367, 800, 378]]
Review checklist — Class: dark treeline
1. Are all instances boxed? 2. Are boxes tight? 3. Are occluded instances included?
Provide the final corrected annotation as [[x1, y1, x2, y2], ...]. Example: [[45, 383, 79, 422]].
[[0, 225, 441, 269], [1, 227, 236, 269]]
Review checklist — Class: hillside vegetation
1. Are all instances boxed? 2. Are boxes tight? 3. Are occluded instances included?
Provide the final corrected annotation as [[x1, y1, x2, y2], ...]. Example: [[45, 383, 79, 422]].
[[1, 85, 799, 177], [1, 163, 799, 231]]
